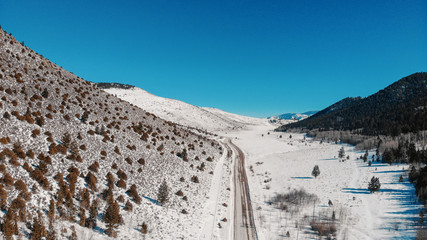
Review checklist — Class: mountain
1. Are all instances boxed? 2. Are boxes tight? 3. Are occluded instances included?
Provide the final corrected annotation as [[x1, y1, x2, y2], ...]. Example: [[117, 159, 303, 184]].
[[0, 29, 222, 239], [97, 83, 268, 132], [269, 111, 318, 120], [276, 72, 427, 136]]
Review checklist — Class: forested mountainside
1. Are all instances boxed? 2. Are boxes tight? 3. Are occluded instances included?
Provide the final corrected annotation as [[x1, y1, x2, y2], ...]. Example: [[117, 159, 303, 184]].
[[0, 28, 222, 239], [277, 72, 427, 136]]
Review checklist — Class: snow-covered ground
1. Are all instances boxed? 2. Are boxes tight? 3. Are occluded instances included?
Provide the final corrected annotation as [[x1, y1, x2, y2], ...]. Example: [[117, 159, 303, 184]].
[[221, 124, 424, 240], [103, 85, 424, 239], [103, 87, 269, 132]]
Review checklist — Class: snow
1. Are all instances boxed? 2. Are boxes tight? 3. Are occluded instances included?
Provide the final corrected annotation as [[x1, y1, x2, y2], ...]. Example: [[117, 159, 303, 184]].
[[103, 87, 269, 132], [102, 84, 423, 240], [220, 124, 424, 240]]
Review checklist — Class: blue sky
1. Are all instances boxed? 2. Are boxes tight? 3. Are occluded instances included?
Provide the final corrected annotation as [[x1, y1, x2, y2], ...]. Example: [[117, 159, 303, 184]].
[[1, 1, 426, 117]]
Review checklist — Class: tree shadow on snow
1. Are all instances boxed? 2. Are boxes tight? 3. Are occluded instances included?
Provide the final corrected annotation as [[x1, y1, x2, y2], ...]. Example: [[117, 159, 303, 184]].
[[291, 177, 313, 179], [342, 188, 370, 194], [373, 170, 404, 174]]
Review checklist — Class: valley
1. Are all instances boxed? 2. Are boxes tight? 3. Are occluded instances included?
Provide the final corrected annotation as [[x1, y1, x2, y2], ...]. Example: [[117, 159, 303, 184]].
[[0, 23, 426, 240], [222, 125, 424, 240]]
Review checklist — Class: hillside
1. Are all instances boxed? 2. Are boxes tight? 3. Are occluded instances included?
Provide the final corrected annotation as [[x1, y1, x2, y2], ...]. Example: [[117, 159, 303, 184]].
[[98, 84, 268, 132], [0, 29, 223, 239], [276, 73, 427, 136]]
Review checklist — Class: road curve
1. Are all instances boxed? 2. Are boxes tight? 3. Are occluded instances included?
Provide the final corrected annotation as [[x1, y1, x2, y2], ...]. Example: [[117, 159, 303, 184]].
[[227, 139, 257, 240]]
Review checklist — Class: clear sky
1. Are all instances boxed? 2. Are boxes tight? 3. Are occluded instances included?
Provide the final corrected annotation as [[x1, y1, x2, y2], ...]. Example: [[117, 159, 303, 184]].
[[1, 1, 426, 117]]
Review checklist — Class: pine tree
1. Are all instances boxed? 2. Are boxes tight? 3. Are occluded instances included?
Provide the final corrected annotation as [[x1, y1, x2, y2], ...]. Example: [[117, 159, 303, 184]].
[[64, 188, 75, 220], [338, 147, 345, 159], [46, 220, 57, 240], [3, 207, 18, 239], [47, 197, 55, 225], [363, 150, 369, 162], [312, 165, 320, 179], [368, 176, 381, 193], [0, 184, 8, 210], [86, 198, 98, 229], [31, 211, 46, 240], [79, 207, 86, 227], [157, 179, 169, 206], [104, 194, 120, 237], [80, 187, 91, 209]]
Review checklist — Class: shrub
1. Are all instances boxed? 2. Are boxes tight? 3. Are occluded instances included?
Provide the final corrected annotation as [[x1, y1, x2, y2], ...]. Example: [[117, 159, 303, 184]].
[[2, 172, 14, 185], [140, 222, 147, 234], [117, 179, 126, 189], [114, 146, 121, 155], [126, 184, 141, 204], [191, 176, 199, 183], [88, 162, 99, 172], [310, 221, 337, 236], [14, 179, 27, 192], [123, 200, 133, 211], [0, 137, 10, 144], [125, 157, 132, 165], [117, 169, 127, 180]]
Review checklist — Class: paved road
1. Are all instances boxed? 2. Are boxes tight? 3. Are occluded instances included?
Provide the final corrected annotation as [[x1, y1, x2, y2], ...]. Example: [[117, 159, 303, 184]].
[[228, 140, 257, 240]]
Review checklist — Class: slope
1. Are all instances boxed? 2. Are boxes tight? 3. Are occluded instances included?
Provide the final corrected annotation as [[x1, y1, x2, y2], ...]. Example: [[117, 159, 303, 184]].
[[0, 28, 222, 239], [277, 73, 427, 136], [99, 84, 267, 132]]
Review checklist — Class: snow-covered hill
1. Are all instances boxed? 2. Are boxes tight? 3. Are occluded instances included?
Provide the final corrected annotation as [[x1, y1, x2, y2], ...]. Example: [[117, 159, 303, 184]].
[[269, 110, 317, 120], [100, 86, 269, 132], [0, 28, 224, 240]]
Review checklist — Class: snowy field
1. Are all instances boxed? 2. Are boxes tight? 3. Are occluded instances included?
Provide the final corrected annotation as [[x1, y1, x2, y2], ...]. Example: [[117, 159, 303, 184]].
[[221, 125, 424, 240]]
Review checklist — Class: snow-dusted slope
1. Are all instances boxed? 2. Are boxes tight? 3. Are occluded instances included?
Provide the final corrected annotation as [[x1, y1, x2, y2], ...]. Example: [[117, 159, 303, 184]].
[[0, 29, 224, 240], [103, 87, 268, 132]]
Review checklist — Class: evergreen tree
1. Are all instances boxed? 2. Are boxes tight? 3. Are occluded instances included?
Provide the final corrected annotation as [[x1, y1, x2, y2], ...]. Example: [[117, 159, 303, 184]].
[[104, 194, 120, 237], [86, 198, 98, 229], [3, 207, 18, 239], [46, 219, 57, 240], [409, 165, 419, 183], [31, 211, 46, 240], [368, 176, 381, 193], [79, 207, 86, 227], [338, 147, 345, 159], [47, 197, 55, 225], [312, 165, 320, 179], [363, 150, 369, 162], [157, 179, 169, 206], [0, 184, 8, 210]]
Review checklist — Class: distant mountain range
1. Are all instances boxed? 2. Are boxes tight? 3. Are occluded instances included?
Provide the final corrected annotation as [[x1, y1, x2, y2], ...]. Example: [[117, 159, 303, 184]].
[[276, 72, 427, 136], [269, 111, 318, 120]]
